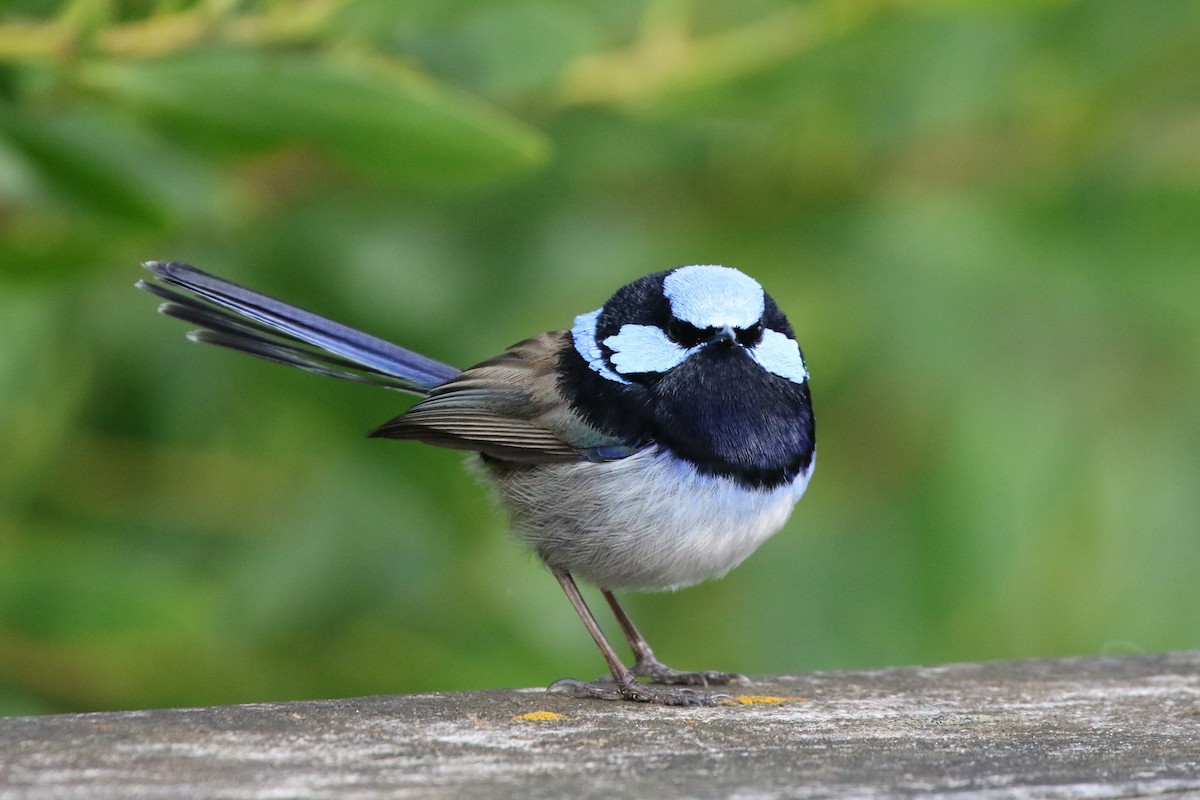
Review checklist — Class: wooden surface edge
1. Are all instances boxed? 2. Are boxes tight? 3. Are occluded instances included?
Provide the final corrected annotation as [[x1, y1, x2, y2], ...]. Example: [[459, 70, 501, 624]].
[[1, 651, 1198, 799]]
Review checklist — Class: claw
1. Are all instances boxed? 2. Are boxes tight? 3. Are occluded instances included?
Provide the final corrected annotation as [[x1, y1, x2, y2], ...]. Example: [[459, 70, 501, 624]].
[[547, 677, 734, 706], [630, 658, 747, 687], [548, 677, 623, 701]]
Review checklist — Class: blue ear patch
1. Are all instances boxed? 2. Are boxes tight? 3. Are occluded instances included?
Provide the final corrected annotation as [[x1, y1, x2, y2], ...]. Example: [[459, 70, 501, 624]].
[[752, 329, 809, 383], [663, 266, 764, 329], [603, 324, 691, 375]]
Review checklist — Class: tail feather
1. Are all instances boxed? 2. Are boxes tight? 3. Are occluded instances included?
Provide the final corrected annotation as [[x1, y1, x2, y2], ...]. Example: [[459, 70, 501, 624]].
[[139, 261, 460, 395], [146, 280, 411, 385]]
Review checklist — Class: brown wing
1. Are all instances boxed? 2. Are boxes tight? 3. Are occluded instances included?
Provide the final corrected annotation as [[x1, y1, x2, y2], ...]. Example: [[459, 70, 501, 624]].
[[369, 331, 585, 463]]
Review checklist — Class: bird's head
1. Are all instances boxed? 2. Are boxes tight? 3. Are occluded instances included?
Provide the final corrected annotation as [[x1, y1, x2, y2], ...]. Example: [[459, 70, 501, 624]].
[[571, 264, 808, 388]]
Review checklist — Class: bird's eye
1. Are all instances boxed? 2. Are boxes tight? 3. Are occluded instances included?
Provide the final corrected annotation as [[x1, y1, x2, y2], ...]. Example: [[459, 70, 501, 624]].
[[666, 318, 707, 348], [737, 322, 764, 347]]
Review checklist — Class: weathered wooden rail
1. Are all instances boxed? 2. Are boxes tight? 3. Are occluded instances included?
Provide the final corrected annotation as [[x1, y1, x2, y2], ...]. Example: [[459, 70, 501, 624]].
[[2, 651, 1197, 799]]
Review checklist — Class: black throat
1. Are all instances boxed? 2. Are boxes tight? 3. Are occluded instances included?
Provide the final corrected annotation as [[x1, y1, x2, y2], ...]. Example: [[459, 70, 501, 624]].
[[557, 343, 815, 489]]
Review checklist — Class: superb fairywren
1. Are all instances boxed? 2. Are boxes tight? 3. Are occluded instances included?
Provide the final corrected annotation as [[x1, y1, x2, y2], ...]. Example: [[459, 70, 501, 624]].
[[139, 262, 815, 705]]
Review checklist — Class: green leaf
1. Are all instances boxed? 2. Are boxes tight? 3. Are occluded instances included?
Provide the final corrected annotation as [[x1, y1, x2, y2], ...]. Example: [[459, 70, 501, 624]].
[[79, 49, 551, 184], [0, 103, 172, 227], [0, 102, 220, 280]]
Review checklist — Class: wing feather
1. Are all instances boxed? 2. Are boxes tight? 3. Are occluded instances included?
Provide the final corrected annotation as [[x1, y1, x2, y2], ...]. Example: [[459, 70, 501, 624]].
[[370, 332, 618, 463]]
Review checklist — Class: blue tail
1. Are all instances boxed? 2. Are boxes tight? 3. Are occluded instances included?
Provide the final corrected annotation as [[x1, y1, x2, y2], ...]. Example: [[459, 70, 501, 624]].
[[138, 261, 461, 395]]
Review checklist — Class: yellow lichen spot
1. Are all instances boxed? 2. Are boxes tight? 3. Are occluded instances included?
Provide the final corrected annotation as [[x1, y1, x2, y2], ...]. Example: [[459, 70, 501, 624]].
[[512, 710, 571, 722], [732, 695, 808, 705]]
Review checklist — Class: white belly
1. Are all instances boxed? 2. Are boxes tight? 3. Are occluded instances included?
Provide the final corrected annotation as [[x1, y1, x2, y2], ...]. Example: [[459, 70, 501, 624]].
[[484, 448, 814, 591]]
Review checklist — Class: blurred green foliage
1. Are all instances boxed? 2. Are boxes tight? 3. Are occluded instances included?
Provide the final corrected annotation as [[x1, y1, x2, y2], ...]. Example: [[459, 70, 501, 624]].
[[1, 0, 1198, 716]]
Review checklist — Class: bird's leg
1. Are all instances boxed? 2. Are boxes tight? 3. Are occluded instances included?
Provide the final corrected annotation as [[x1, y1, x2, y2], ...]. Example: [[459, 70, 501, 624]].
[[547, 568, 732, 706], [602, 589, 745, 687]]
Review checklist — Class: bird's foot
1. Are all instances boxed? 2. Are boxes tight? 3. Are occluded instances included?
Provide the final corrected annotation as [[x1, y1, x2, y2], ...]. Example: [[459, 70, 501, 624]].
[[547, 677, 734, 706], [630, 657, 746, 687]]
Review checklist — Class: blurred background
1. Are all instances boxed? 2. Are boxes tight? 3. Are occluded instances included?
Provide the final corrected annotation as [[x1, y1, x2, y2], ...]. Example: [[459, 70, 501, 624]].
[[1, 0, 1198, 716]]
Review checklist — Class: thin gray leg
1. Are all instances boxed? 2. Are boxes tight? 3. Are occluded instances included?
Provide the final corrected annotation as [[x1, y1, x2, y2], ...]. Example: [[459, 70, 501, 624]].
[[547, 569, 734, 705], [601, 589, 745, 687]]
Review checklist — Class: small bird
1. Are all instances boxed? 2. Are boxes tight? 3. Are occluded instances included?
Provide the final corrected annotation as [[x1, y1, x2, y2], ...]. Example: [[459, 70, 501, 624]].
[[138, 261, 815, 705]]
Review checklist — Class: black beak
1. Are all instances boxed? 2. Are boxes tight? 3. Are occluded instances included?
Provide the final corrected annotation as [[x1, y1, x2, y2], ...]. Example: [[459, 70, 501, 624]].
[[709, 325, 736, 346]]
